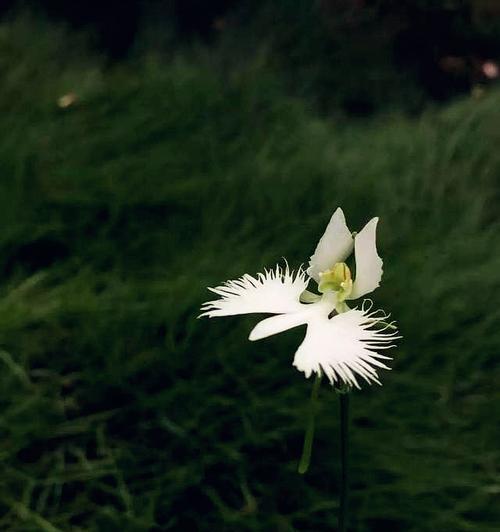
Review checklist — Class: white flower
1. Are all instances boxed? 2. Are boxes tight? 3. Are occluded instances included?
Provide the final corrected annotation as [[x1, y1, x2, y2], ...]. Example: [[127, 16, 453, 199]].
[[200, 208, 399, 388]]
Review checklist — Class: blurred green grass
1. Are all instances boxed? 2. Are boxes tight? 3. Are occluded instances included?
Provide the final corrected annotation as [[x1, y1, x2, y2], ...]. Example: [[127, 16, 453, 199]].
[[0, 15, 499, 532]]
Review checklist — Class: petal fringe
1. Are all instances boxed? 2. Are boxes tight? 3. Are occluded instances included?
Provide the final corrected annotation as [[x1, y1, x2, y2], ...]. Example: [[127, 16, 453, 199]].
[[200, 264, 308, 318], [293, 303, 400, 388]]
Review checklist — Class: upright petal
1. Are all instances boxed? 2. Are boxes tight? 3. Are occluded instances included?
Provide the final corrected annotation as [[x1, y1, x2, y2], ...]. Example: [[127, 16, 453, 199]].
[[348, 217, 383, 300], [307, 208, 354, 282], [200, 264, 308, 317], [292, 306, 399, 388]]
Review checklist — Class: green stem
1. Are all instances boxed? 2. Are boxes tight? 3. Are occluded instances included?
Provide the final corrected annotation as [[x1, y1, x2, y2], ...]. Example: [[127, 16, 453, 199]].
[[298, 373, 322, 474], [338, 392, 350, 532]]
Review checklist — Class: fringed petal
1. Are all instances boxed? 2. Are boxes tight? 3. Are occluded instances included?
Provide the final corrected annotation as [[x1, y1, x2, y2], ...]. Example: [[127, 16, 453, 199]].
[[292, 304, 400, 388], [200, 264, 308, 317]]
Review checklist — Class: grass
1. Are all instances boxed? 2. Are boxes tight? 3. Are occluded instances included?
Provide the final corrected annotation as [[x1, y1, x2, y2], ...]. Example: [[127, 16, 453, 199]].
[[0, 15, 499, 532]]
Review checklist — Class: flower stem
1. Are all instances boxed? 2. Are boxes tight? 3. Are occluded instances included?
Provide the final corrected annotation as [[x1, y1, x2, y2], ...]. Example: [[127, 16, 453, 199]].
[[338, 391, 350, 532], [298, 373, 322, 474]]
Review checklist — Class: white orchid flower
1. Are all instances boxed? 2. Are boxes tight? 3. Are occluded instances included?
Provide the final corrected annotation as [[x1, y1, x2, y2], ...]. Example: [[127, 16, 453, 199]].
[[200, 208, 399, 388]]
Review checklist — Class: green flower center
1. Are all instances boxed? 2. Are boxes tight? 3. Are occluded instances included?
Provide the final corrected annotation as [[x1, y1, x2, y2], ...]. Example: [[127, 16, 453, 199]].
[[318, 262, 353, 301]]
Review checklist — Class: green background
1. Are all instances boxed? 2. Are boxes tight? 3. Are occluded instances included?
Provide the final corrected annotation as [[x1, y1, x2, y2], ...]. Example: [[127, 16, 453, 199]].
[[0, 9, 499, 531]]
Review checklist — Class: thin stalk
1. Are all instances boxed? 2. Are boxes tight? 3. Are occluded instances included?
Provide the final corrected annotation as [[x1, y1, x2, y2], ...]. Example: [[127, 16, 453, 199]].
[[298, 373, 322, 474], [338, 392, 350, 532]]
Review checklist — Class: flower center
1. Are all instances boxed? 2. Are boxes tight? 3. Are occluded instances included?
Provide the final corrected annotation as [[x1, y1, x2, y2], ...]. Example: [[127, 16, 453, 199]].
[[318, 262, 353, 300]]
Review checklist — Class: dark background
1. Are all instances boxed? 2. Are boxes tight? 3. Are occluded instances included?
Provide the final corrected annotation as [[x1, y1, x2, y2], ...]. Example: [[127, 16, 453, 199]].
[[0, 1, 499, 531], [3, 1, 500, 109]]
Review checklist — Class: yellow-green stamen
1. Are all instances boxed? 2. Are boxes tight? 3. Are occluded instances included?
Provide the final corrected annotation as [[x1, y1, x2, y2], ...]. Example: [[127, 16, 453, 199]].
[[318, 262, 353, 300]]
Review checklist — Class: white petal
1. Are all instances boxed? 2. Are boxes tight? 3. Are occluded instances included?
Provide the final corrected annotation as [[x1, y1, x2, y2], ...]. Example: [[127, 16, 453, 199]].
[[348, 217, 383, 300], [292, 307, 399, 387], [307, 208, 354, 282], [249, 311, 309, 341], [200, 264, 308, 317]]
